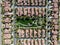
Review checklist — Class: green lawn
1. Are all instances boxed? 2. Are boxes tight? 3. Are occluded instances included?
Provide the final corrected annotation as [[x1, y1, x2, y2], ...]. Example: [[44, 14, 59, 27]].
[[15, 16, 46, 28]]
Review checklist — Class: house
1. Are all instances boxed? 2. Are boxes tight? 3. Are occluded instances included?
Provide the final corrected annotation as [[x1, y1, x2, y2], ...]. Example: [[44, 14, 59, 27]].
[[41, 8, 45, 16], [35, 8, 39, 16], [24, 8, 27, 15], [20, 39, 24, 44], [16, 8, 20, 16], [41, 39, 45, 45], [4, 12, 13, 16], [53, 0, 58, 2], [17, 29, 25, 38], [4, 39, 11, 44], [38, 0, 42, 3], [39, 8, 42, 15], [31, 8, 35, 16], [4, 7, 11, 12], [28, 8, 31, 16], [38, 0, 42, 6], [38, 39, 41, 45], [21, 30, 25, 38], [4, 17, 11, 23], [26, 29, 29, 38], [3, 0, 11, 12], [31, 39, 34, 45], [27, 0, 30, 5], [53, 14, 58, 18], [52, 30, 58, 35], [3, 0, 10, 7], [30, 29, 33, 37], [53, 3, 58, 8], [35, 0, 38, 5], [17, 0, 23, 5], [4, 23, 11, 28], [4, 33, 11, 39], [31, 0, 35, 5], [53, 8, 58, 12], [23, 0, 27, 5], [38, 29, 41, 38], [52, 35, 57, 40], [42, 29, 46, 38], [35, 39, 38, 45], [42, 0, 46, 6], [23, 39, 27, 45], [27, 39, 31, 45], [34, 30, 37, 37], [20, 7, 23, 16], [54, 40, 58, 45], [17, 0, 22, 3], [4, 29, 11, 33], [54, 25, 58, 29], [17, 29, 22, 38], [52, 19, 58, 24], [16, 8, 23, 16]]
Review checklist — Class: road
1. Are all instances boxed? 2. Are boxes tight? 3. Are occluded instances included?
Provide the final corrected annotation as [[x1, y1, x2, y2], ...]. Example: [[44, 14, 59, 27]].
[[0, 14, 2, 45], [0, 7, 2, 45], [0, 0, 2, 45]]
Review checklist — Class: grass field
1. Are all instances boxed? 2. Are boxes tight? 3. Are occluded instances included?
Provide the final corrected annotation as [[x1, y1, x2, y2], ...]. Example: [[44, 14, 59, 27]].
[[15, 15, 46, 28]]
